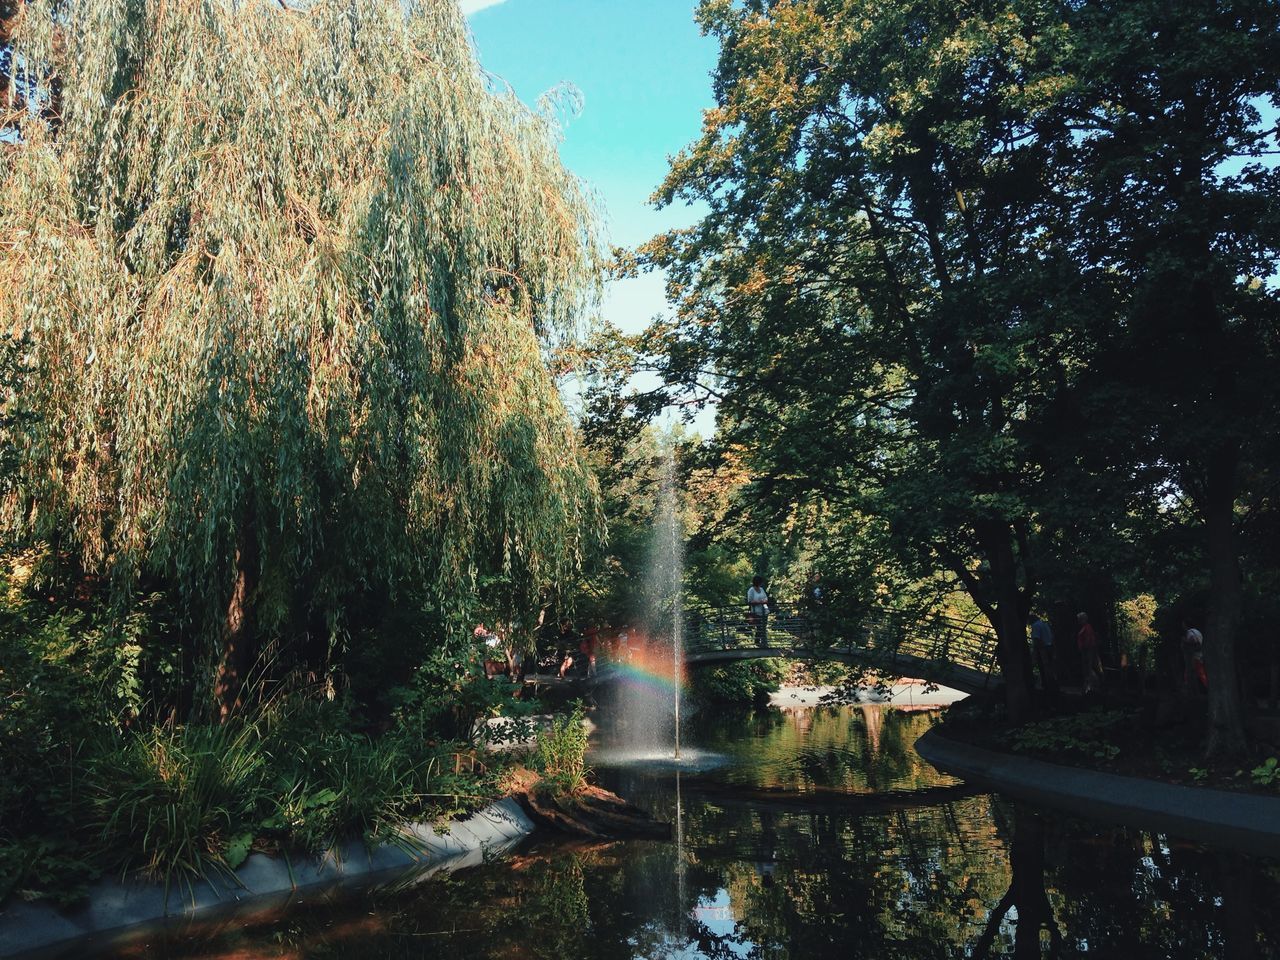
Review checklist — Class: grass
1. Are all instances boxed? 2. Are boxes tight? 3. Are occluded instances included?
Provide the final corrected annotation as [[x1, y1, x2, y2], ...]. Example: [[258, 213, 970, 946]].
[[532, 702, 590, 795], [86, 721, 268, 894]]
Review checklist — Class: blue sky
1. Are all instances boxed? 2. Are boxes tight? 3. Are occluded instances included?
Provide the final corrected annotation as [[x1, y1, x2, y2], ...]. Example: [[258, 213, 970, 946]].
[[463, 0, 718, 337]]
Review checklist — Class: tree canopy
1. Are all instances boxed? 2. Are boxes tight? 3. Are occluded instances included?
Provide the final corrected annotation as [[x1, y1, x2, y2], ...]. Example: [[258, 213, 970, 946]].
[[0, 0, 602, 703]]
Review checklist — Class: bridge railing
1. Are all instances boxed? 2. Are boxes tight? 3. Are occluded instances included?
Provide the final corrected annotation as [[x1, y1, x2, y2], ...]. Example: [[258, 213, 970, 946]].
[[681, 603, 1000, 686]]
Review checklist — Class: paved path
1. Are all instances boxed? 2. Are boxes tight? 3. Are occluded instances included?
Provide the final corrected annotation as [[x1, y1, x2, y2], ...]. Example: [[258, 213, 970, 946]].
[[915, 728, 1280, 858]]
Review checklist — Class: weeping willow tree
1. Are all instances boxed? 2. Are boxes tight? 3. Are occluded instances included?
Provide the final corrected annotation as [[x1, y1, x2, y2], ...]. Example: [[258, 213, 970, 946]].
[[0, 0, 601, 712]]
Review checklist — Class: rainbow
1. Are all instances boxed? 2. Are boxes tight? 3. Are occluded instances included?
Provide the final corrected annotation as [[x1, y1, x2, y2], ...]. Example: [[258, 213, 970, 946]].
[[599, 642, 686, 692]]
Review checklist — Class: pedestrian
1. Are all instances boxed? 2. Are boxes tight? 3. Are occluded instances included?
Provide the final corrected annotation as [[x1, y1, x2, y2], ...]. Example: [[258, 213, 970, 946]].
[[1181, 619, 1207, 694], [1028, 612, 1056, 693], [476, 623, 505, 679], [580, 625, 599, 677], [1076, 612, 1102, 694], [555, 619, 577, 678], [747, 576, 770, 648], [806, 572, 825, 608]]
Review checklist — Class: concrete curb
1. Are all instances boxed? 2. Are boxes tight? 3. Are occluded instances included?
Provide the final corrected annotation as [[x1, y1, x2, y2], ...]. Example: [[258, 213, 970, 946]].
[[0, 798, 534, 959], [915, 728, 1280, 858]]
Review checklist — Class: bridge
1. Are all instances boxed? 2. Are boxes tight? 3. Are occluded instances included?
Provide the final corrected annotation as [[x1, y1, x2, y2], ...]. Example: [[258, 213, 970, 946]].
[[676, 605, 1001, 696]]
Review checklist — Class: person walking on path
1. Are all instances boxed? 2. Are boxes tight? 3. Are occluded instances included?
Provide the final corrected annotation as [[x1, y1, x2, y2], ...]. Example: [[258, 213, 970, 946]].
[[1028, 612, 1056, 694], [1181, 619, 1207, 694], [1076, 612, 1102, 694], [747, 576, 771, 648]]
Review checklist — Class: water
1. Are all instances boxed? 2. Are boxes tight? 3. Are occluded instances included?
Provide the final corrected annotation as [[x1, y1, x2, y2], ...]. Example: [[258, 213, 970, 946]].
[[103, 704, 1280, 959], [602, 449, 686, 760]]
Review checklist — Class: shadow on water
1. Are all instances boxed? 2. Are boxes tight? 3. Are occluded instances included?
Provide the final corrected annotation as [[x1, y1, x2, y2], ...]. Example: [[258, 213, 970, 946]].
[[95, 704, 1280, 959]]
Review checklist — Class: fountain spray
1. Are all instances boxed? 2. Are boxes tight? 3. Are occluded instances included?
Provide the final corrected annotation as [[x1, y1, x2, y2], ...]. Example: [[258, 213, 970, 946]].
[[666, 451, 684, 761]]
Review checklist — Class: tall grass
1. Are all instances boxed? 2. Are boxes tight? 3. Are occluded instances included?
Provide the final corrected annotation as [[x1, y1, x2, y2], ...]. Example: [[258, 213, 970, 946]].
[[533, 702, 590, 795], [86, 721, 267, 893]]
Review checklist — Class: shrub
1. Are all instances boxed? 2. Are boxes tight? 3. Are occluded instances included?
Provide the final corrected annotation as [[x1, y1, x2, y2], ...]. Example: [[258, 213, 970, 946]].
[[390, 647, 523, 742], [84, 721, 268, 893], [1253, 757, 1279, 787], [690, 659, 787, 705], [258, 693, 499, 855], [534, 702, 590, 795], [1008, 709, 1136, 761]]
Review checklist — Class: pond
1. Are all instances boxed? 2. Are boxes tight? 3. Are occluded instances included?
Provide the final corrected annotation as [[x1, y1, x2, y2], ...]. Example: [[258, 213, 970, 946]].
[[102, 702, 1279, 959]]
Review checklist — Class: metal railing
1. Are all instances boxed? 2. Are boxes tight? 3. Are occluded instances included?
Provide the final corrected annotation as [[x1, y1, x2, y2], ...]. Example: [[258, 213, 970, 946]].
[[681, 604, 1000, 686]]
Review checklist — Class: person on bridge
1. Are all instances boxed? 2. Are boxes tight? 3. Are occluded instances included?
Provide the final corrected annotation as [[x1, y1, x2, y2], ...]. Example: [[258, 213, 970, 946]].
[[1027, 612, 1056, 694], [747, 576, 771, 648]]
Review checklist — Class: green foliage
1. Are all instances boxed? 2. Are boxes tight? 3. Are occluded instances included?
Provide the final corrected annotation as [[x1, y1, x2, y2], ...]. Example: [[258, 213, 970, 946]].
[[1116, 594, 1158, 663], [0, 579, 175, 900], [533, 702, 590, 795], [84, 722, 268, 890], [1008, 710, 1136, 762], [0, 678, 502, 902], [0, 333, 36, 492], [690, 659, 787, 706], [1252, 758, 1280, 788], [1, 0, 601, 674], [390, 644, 525, 743], [598, 0, 1280, 741]]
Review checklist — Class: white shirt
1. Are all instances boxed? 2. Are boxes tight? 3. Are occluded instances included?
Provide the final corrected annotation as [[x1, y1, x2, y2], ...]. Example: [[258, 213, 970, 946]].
[[747, 586, 768, 614]]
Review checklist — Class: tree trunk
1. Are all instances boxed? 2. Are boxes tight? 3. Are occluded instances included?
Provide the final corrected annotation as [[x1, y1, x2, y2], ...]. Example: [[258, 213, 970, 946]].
[[1202, 449, 1247, 757], [214, 519, 258, 722], [985, 524, 1033, 725]]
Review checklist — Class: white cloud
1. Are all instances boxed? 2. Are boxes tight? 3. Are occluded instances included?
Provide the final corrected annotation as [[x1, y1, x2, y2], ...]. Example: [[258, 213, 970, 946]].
[[459, 0, 510, 15]]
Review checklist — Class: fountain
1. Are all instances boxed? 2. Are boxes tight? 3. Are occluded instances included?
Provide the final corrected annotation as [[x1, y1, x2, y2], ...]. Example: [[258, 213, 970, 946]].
[[594, 446, 717, 769]]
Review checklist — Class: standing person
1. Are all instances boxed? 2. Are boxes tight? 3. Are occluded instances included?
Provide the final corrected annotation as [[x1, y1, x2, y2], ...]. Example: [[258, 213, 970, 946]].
[[555, 619, 577, 678], [1076, 612, 1102, 694], [747, 576, 770, 648], [580, 625, 599, 678], [476, 624, 504, 679], [1181, 619, 1207, 694], [803, 572, 826, 650], [1028, 613, 1056, 693]]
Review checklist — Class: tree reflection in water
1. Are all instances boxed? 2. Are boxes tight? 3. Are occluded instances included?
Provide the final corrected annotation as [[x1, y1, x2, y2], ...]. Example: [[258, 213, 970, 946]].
[[104, 707, 1280, 960]]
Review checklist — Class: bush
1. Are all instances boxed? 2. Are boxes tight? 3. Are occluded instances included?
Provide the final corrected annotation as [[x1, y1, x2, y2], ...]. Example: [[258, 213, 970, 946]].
[[84, 722, 268, 891], [533, 702, 590, 795], [264, 690, 505, 847], [690, 659, 787, 705], [1008, 709, 1137, 761], [0, 589, 155, 902], [389, 646, 523, 742]]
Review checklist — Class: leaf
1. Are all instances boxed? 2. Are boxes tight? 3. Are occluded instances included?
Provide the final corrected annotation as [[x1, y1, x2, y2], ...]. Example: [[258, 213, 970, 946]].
[[224, 832, 254, 871]]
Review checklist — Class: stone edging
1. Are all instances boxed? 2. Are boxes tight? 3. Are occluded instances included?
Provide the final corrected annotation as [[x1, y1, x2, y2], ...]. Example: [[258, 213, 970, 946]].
[[0, 798, 534, 959], [915, 728, 1280, 858]]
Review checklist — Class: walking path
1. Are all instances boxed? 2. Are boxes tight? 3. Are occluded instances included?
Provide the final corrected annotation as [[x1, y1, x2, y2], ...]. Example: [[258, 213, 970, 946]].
[[915, 728, 1280, 858]]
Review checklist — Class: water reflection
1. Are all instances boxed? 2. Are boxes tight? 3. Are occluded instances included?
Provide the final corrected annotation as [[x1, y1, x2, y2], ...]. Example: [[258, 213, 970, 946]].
[[102, 706, 1280, 959]]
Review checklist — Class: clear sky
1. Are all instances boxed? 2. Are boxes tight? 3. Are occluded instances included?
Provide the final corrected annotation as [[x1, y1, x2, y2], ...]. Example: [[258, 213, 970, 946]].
[[462, 0, 719, 337]]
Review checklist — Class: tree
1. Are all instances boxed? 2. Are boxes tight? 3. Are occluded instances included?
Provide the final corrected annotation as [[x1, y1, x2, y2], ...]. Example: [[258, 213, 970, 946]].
[[632, 0, 1106, 723], [0, 0, 601, 714], [1056, 0, 1280, 755]]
